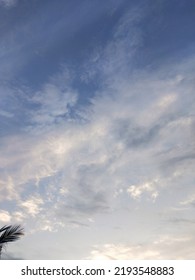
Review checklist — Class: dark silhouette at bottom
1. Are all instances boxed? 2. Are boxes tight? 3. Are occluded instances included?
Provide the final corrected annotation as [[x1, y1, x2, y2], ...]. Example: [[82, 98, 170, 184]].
[[0, 225, 24, 259]]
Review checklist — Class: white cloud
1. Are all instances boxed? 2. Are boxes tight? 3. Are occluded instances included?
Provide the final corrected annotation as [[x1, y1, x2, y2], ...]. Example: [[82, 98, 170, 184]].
[[127, 179, 159, 201], [0, 176, 19, 202], [0, 110, 14, 118], [88, 243, 160, 260], [12, 211, 25, 222], [20, 196, 43, 217], [180, 194, 195, 207], [157, 94, 177, 109], [0, 210, 11, 223], [87, 233, 195, 260]]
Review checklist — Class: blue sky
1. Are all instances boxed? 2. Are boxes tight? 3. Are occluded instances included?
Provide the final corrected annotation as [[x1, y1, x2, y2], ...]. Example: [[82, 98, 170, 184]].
[[0, 0, 195, 259]]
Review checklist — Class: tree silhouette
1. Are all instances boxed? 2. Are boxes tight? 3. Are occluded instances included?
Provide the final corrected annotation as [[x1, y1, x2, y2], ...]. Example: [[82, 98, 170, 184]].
[[0, 225, 24, 259]]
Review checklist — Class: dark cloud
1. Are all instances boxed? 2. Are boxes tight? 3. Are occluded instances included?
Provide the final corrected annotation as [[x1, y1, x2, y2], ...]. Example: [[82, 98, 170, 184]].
[[168, 217, 195, 225], [110, 118, 165, 149], [57, 191, 109, 219], [166, 153, 195, 165], [160, 150, 195, 173]]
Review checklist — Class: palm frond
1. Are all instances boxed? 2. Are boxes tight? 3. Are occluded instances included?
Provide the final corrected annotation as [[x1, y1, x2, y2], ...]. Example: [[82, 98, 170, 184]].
[[0, 225, 24, 257], [0, 225, 12, 234]]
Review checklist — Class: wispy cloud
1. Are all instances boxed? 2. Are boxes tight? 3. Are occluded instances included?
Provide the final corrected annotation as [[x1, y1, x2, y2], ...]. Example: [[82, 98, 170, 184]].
[[1, 52, 194, 234], [0, 1, 194, 259], [180, 195, 195, 208]]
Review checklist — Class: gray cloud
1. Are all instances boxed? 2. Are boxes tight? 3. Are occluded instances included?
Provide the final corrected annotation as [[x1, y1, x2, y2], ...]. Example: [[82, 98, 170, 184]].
[[110, 118, 166, 149], [165, 152, 195, 166], [168, 217, 195, 225]]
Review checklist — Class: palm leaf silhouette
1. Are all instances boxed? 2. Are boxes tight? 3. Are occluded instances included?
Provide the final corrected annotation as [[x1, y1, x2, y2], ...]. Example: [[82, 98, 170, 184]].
[[0, 225, 24, 258]]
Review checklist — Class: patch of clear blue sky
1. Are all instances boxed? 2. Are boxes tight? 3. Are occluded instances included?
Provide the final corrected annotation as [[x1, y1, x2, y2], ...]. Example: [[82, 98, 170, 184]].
[[0, 0, 128, 91], [138, 0, 195, 68], [1, 0, 195, 103]]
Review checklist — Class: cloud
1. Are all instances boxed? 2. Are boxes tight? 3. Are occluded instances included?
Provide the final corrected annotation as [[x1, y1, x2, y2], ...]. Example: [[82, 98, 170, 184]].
[[0, 209, 24, 224], [127, 179, 159, 201], [30, 76, 78, 128], [87, 233, 195, 259], [0, 176, 19, 202], [0, 210, 11, 222], [88, 243, 160, 260], [1, 52, 194, 232], [0, 110, 14, 118], [20, 196, 44, 217], [81, 6, 143, 84], [180, 194, 195, 208]]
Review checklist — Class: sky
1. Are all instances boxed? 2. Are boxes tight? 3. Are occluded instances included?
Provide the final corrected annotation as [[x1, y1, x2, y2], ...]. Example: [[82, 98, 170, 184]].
[[0, 0, 195, 260]]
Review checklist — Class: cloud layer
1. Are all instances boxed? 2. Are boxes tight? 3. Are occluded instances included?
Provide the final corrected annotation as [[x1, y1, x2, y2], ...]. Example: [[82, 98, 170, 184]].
[[0, 0, 194, 259]]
